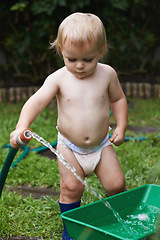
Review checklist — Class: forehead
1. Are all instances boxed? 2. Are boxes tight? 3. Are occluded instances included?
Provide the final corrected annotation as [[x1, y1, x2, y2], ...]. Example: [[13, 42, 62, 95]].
[[62, 42, 98, 58]]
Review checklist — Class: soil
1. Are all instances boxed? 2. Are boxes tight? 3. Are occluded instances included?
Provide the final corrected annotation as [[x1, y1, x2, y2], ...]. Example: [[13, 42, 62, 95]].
[[5, 186, 59, 199], [38, 149, 57, 160], [112, 124, 160, 133]]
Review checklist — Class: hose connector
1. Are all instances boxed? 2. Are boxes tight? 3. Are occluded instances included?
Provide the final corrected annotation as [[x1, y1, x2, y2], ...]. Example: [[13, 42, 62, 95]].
[[17, 129, 33, 146]]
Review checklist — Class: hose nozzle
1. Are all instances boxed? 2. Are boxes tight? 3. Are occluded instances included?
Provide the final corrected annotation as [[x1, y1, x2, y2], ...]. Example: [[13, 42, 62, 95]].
[[17, 129, 33, 146]]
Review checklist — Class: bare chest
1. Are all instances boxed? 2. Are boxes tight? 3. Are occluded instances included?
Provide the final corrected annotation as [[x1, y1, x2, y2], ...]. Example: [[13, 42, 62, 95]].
[[58, 78, 109, 107]]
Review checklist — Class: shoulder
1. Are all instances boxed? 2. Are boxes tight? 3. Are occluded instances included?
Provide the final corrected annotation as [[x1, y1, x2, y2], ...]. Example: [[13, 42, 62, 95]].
[[97, 63, 118, 83], [37, 67, 67, 95], [46, 67, 66, 81], [43, 66, 67, 87], [98, 63, 117, 76]]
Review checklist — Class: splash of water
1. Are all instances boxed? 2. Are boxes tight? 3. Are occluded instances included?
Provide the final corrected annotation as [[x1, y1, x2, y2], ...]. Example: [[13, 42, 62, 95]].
[[32, 132, 130, 233]]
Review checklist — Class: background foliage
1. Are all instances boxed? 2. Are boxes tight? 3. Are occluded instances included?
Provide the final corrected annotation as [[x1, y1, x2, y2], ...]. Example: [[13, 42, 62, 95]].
[[0, 0, 160, 87]]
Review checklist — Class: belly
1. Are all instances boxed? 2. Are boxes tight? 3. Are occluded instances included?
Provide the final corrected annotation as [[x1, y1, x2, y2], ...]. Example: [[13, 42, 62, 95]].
[[57, 115, 109, 148]]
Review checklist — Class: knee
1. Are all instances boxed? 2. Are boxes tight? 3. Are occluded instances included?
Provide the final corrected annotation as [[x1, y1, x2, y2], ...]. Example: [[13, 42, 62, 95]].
[[65, 180, 84, 193], [61, 179, 84, 200], [106, 176, 126, 196]]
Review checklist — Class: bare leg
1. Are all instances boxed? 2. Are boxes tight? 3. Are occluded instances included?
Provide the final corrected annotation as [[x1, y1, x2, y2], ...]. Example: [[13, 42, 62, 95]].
[[57, 143, 85, 203], [95, 145, 126, 196]]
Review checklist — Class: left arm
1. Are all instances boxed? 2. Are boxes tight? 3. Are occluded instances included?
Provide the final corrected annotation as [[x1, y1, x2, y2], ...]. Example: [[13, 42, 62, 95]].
[[108, 69, 128, 146]]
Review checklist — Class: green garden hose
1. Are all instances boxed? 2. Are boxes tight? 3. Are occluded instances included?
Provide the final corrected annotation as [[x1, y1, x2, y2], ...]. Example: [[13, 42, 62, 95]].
[[0, 129, 33, 197], [0, 147, 18, 197]]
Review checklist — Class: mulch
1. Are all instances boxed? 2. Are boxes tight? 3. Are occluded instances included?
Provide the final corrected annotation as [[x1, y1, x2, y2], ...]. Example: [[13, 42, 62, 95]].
[[5, 186, 59, 199]]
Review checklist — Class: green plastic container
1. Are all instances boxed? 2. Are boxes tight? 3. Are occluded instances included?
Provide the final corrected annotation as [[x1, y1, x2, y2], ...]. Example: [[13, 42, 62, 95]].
[[61, 184, 160, 240]]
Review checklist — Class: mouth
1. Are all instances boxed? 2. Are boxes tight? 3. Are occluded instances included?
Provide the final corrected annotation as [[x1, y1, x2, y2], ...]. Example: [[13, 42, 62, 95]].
[[76, 71, 85, 74]]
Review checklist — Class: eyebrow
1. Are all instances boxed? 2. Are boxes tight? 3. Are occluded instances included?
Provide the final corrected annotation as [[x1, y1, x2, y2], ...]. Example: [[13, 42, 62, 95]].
[[66, 55, 95, 60], [63, 50, 96, 60]]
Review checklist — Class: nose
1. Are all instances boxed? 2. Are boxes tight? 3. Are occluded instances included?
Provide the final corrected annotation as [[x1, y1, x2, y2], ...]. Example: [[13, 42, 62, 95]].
[[76, 61, 84, 70]]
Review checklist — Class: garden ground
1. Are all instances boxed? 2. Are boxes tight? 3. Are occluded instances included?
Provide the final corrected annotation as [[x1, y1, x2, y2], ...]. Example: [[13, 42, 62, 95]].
[[0, 98, 160, 239]]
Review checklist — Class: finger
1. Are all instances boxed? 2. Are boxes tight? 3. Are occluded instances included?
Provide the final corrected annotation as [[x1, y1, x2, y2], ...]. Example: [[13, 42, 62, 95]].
[[10, 140, 20, 149], [109, 133, 117, 142]]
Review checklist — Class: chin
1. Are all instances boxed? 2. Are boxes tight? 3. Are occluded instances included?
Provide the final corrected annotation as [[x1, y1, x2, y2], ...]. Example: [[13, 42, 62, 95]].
[[77, 75, 86, 79], [75, 73, 86, 79]]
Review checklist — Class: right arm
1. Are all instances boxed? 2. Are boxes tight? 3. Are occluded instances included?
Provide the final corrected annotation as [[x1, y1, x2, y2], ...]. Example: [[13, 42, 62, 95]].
[[10, 75, 59, 148]]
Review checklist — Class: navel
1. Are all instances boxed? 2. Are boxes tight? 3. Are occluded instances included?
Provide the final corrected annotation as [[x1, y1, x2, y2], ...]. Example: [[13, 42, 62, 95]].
[[85, 136, 90, 144]]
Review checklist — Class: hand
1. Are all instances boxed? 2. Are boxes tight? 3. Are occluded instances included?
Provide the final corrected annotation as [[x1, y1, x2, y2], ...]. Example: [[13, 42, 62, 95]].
[[10, 128, 25, 149], [109, 127, 125, 146]]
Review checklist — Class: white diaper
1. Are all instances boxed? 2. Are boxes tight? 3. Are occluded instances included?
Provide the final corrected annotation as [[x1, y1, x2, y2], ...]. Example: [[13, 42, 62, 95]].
[[57, 130, 112, 177]]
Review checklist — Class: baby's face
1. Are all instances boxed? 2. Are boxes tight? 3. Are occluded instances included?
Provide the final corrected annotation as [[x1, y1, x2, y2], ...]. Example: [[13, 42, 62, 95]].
[[62, 43, 100, 79]]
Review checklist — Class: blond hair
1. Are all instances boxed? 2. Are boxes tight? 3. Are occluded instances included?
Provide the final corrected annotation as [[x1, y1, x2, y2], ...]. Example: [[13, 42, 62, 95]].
[[50, 12, 107, 57]]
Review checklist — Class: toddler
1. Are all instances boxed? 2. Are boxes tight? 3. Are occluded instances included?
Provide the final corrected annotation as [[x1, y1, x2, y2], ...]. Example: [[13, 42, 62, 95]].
[[10, 12, 128, 240]]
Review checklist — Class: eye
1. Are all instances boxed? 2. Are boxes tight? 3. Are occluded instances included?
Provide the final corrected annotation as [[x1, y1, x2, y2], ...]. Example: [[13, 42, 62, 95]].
[[84, 59, 93, 62], [68, 58, 76, 62]]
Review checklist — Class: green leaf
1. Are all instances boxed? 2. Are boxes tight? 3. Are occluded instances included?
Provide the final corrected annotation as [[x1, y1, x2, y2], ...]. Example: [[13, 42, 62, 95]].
[[10, 2, 27, 12]]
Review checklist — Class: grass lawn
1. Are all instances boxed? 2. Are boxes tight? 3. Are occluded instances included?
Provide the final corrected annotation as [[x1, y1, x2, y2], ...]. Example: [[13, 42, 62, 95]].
[[0, 98, 160, 239]]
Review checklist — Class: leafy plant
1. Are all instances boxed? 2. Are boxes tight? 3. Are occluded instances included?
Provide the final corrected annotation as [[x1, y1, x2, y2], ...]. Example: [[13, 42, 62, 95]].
[[0, 0, 160, 86]]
